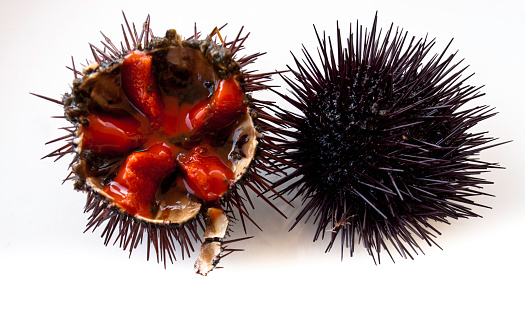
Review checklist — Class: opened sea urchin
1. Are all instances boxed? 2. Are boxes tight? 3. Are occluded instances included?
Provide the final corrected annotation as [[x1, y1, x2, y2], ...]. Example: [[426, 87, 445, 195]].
[[38, 13, 286, 275], [274, 15, 505, 262]]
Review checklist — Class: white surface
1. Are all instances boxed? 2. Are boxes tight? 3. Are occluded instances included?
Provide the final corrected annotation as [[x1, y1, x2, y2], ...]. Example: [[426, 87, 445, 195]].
[[1, 0, 524, 328]]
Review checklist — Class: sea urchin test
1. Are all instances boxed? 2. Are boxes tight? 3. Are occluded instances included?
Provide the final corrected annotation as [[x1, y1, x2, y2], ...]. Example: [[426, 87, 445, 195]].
[[38, 13, 287, 275], [274, 15, 506, 262]]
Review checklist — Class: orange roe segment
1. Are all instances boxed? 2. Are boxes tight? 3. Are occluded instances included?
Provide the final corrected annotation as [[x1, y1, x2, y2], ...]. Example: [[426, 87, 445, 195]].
[[81, 114, 144, 155], [186, 103, 211, 131], [178, 147, 234, 201], [213, 78, 246, 113], [104, 143, 176, 217], [121, 50, 164, 129], [163, 98, 208, 135], [186, 78, 246, 131]]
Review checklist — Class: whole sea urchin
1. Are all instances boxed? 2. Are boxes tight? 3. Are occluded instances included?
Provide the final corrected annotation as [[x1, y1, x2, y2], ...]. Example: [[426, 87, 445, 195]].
[[274, 15, 505, 262], [37, 13, 287, 275]]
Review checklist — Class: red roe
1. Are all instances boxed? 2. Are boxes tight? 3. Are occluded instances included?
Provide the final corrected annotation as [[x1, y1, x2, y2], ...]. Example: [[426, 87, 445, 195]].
[[177, 147, 234, 201], [121, 50, 165, 129], [104, 143, 176, 217], [80, 114, 144, 155], [186, 79, 246, 131]]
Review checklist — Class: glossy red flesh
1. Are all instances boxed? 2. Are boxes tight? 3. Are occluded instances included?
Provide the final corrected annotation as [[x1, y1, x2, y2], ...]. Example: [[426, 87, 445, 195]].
[[81, 114, 144, 155], [103, 143, 176, 217], [178, 147, 234, 201], [187, 79, 246, 131], [121, 50, 164, 129]]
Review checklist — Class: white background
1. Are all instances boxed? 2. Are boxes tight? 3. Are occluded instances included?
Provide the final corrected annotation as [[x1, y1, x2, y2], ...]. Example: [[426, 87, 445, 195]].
[[1, 0, 524, 328]]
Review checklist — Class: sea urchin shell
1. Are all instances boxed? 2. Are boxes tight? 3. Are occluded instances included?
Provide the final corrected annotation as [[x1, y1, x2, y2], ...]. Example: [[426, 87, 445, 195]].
[[274, 15, 505, 262], [38, 13, 287, 275]]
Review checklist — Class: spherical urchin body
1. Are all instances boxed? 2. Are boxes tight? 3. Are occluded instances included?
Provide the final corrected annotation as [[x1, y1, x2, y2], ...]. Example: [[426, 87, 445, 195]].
[[274, 15, 505, 262], [38, 13, 287, 275]]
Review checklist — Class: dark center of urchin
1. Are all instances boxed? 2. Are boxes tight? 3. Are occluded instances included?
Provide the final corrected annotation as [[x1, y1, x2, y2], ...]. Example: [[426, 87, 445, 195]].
[[300, 67, 445, 196], [304, 87, 365, 187]]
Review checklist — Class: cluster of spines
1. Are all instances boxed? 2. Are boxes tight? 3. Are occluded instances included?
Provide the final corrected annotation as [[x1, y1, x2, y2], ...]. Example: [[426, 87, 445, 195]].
[[83, 190, 203, 266], [273, 16, 504, 262]]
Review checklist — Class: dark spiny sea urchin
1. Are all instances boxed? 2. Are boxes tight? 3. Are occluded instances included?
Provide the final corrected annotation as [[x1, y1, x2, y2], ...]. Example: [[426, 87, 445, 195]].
[[36, 13, 288, 275], [274, 15, 506, 262]]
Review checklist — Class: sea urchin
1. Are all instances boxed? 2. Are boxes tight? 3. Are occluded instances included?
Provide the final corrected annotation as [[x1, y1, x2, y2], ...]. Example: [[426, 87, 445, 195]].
[[274, 15, 505, 262], [37, 13, 287, 275]]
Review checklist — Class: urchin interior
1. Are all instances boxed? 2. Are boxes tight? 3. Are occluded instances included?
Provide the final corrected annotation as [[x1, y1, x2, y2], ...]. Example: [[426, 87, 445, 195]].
[[71, 45, 257, 225]]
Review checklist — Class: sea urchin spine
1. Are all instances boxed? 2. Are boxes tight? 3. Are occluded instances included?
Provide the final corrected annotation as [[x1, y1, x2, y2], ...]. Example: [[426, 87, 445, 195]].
[[274, 15, 506, 262]]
